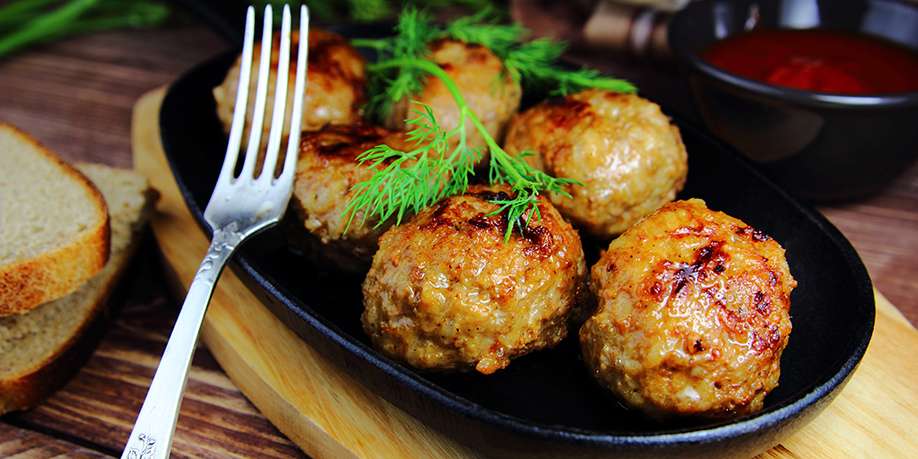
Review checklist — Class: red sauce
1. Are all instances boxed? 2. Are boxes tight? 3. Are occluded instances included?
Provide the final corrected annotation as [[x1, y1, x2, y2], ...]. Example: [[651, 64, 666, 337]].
[[702, 28, 918, 95]]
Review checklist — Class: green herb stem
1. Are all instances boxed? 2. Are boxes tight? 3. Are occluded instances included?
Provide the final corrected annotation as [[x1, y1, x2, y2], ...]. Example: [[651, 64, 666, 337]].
[[348, 7, 628, 239], [349, 37, 388, 50], [0, 0, 58, 32], [64, 2, 168, 33], [0, 0, 99, 56], [0, 0, 57, 17], [0, 0, 169, 58], [356, 56, 580, 238], [368, 58, 466, 108]]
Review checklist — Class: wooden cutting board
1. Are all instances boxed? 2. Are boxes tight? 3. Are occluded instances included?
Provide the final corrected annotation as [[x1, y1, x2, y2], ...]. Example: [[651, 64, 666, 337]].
[[131, 88, 918, 458]]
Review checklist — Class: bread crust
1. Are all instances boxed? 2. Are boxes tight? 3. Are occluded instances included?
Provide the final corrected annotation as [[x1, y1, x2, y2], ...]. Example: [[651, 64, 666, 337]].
[[0, 164, 155, 415], [0, 263, 118, 414], [0, 124, 111, 315]]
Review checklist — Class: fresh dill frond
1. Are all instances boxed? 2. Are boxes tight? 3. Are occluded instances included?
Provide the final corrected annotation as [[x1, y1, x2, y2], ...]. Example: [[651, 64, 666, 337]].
[[486, 149, 578, 239], [503, 38, 637, 95], [349, 56, 583, 238], [356, 6, 635, 117], [443, 7, 524, 54], [358, 6, 526, 122], [345, 102, 481, 229], [363, 7, 438, 121], [349, 7, 633, 240], [500, 37, 564, 82]]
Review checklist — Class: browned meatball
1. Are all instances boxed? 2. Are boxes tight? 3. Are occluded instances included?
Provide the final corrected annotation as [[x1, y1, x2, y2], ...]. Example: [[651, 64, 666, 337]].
[[580, 199, 795, 418], [362, 185, 587, 374], [290, 123, 410, 272], [214, 29, 366, 141], [385, 39, 522, 150], [504, 90, 688, 239]]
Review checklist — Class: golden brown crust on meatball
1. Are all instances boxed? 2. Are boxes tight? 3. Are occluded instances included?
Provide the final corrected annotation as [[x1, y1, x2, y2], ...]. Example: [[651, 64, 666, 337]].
[[504, 90, 688, 239], [580, 199, 795, 418], [362, 185, 587, 374], [386, 39, 522, 150], [214, 28, 366, 140], [291, 123, 410, 272]]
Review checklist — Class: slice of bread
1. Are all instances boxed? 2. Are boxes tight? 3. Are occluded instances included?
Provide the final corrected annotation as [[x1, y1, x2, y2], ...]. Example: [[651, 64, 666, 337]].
[[0, 163, 156, 415], [0, 124, 111, 315]]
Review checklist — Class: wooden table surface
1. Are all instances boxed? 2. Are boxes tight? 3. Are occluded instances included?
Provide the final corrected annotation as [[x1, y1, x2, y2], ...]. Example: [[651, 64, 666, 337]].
[[1, 22, 916, 458]]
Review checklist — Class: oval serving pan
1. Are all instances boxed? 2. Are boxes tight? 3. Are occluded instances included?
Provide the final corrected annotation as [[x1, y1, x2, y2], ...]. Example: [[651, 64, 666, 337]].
[[159, 26, 874, 458]]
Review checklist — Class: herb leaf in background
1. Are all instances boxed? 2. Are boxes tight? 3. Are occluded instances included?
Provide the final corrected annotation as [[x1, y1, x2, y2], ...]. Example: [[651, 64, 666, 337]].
[[347, 0, 391, 23], [0, 0, 169, 58]]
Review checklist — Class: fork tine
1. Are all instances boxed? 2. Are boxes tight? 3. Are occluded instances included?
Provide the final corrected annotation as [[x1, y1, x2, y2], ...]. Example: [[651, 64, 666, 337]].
[[240, 5, 274, 179], [279, 5, 310, 184], [259, 5, 291, 181], [217, 6, 255, 184]]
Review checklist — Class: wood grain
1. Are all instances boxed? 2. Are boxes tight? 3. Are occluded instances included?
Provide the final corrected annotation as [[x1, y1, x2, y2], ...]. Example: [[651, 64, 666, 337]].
[[134, 87, 918, 458], [0, 26, 225, 168], [6, 244, 306, 458], [0, 423, 109, 458], [0, 28, 303, 457], [0, 21, 917, 458], [771, 295, 918, 459]]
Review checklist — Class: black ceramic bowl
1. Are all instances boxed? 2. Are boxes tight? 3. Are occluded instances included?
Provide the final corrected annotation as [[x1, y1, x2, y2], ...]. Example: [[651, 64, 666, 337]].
[[159, 23, 876, 457], [669, 0, 918, 201]]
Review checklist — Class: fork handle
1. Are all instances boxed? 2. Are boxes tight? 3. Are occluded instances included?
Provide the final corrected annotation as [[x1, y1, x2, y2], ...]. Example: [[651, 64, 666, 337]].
[[121, 229, 240, 459]]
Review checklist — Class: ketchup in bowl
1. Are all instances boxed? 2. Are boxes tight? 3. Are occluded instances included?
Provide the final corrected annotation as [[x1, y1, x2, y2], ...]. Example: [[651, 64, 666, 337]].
[[702, 28, 918, 95]]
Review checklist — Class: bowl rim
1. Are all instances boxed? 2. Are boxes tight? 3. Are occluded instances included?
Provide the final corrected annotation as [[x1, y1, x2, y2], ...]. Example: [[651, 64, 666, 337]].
[[668, 0, 918, 109]]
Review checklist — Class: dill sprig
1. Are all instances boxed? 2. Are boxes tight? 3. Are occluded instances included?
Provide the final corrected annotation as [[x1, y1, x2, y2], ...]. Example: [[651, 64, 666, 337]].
[[443, 8, 524, 53], [356, 6, 636, 121], [358, 7, 439, 120], [485, 143, 579, 239], [344, 101, 481, 229], [348, 7, 633, 239], [502, 38, 637, 95], [349, 54, 577, 238]]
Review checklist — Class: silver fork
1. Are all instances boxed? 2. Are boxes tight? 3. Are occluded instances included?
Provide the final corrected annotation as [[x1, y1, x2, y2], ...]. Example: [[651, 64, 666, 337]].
[[121, 5, 308, 459]]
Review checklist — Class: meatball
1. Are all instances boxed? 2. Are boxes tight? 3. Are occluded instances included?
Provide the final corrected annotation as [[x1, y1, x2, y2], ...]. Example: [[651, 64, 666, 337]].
[[385, 39, 522, 150], [214, 28, 365, 142], [503, 90, 688, 239], [362, 185, 587, 374], [290, 123, 410, 272], [580, 199, 795, 418]]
